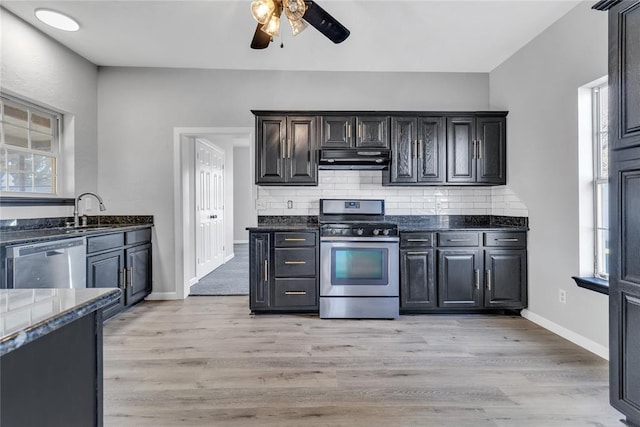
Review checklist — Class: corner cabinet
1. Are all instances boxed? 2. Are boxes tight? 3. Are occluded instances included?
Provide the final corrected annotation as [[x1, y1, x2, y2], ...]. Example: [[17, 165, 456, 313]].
[[595, 1, 640, 425], [250, 230, 318, 312], [86, 227, 152, 320], [400, 230, 526, 313], [255, 114, 318, 186], [446, 114, 506, 185]]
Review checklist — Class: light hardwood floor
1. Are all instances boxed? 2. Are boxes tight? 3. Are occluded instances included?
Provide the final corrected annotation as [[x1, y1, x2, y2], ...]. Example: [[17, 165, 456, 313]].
[[103, 297, 621, 426]]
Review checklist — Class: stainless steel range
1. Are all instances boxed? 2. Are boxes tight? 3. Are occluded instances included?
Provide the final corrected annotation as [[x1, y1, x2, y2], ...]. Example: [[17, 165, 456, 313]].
[[319, 199, 399, 319]]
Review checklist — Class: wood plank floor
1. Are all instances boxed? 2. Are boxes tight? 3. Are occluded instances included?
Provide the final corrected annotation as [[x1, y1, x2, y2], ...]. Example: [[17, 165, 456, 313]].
[[103, 297, 622, 426]]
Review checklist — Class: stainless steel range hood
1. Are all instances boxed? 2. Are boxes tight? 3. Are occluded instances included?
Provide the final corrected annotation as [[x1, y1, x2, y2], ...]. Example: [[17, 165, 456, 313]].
[[318, 149, 391, 170]]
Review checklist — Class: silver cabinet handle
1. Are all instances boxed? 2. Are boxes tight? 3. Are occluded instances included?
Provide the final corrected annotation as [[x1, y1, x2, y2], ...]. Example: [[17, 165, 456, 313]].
[[496, 238, 519, 242], [288, 138, 292, 159], [264, 260, 268, 282], [347, 123, 352, 141], [281, 138, 286, 159], [121, 268, 126, 289], [486, 269, 491, 290], [418, 139, 423, 158], [474, 269, 480, 290], [448, 239, 471, 242], [407, 239, 431, 242], [473, 140, 477, 159], [407, 251, 429, 255], [284, 238, 306, 241], [128, 267, 133, 289], [285, 291, 307, 295], [284, 261, 306, 265], [358, 122, 362, 139], [477, 140, 482, 159]]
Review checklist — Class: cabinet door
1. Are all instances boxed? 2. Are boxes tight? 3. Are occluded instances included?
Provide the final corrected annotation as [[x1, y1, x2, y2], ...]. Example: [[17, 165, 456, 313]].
[[417, 117, 445, 183], [286, 116, 317, 185], [390, 117, 417, 183], [446, 117, 476, 183], [321, 116, 354, 148], [126, 243, 151, 307], [86, 249, 125, 319], [484, 249, 526, 309], [256, 116, 286, 184], [610, 1, 640, 151], [400, 248, 436, 309], [438, 249, 482, 308], [250, 232, 271, 310], [356, 116, 389, 148], [476, 116, 506, 184]]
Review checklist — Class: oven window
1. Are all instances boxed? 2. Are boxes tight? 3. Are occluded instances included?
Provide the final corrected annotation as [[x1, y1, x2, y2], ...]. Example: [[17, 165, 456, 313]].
[[331, 247, 389, 286]]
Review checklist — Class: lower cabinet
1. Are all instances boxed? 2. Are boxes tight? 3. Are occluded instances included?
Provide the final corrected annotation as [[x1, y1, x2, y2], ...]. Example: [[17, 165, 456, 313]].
[[249, 230, 318, 312], [86, 227, 152, 320], [400, 230, 527, 312]]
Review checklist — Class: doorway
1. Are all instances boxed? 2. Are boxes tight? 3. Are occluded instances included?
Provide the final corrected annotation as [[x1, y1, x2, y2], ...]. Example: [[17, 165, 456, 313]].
[[173, 127, 256, 300]]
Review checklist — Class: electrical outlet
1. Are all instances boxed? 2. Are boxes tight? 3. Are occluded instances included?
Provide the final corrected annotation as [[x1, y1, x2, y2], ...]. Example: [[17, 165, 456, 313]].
[[559, 289, 567, 304], [287, 200, 293, 209], [256, 199, 267, 210]]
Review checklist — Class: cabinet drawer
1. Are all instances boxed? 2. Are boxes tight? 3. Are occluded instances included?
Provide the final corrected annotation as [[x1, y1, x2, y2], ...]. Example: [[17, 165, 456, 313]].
[[126, 228, 151, 245], [87, 233, 125, 253], [400, 232, 434, 248], [437, 232, 479, 247], [484, 232, 526, 247], [274, 248, 316, 277], [273, 278, 317, 307], [274, 232, 316, 247]]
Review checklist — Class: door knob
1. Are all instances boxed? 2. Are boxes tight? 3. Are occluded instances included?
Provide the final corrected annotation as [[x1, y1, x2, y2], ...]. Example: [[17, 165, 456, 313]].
[[210, 215, 217, 219]]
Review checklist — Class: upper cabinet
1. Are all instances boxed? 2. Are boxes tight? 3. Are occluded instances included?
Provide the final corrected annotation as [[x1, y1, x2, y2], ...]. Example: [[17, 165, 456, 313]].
[[321, 115, 389, 149], [446, 114, 506, 185], [255, 115, 318, 186], [385, 116, 446, 185]]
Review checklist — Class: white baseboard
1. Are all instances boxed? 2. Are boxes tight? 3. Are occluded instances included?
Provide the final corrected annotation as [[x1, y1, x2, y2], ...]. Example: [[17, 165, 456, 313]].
[[225, 253, 235, 263], [521, 309, 609, 360], [146, 291, 181, 301], [234, 240, 249, 244]]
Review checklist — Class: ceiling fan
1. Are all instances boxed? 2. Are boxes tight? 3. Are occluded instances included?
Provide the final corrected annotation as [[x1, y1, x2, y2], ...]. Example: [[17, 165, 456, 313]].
[[250, 0, 350, 49]]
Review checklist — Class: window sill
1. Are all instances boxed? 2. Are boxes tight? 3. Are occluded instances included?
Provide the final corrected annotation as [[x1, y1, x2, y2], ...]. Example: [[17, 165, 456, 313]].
[[572, 276, 609, 295]]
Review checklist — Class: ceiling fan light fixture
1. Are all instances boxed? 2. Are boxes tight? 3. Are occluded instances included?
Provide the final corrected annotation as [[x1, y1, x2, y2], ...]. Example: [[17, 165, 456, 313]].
[[288, 17, 308, 36], [284, 0, 306, 21], [261, 13, 280, 37], [250, 0, 275, 24]]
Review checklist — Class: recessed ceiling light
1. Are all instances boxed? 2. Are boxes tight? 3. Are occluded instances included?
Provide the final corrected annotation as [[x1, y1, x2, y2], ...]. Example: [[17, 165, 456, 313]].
[[34, 8, 80, 32]]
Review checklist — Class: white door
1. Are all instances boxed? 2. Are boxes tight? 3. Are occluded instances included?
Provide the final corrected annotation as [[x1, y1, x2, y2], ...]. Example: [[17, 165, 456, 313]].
[[195, 139, 225, 279]]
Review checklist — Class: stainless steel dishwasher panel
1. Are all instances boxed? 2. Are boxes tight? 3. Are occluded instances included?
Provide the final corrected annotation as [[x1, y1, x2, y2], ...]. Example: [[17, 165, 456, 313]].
[[6, 238, 87, 289]]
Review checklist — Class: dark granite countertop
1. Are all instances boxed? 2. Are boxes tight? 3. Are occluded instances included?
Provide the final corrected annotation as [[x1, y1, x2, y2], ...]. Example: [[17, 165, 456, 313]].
[[0, 288, 121, 356], [0, 223, 153, 246], [398, 224, 528, 232], [247, 215, 319, 232]]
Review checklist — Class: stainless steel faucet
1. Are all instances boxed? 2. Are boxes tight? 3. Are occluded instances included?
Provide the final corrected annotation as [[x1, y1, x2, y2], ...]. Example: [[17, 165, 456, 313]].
[[74, 192, 106, 227]]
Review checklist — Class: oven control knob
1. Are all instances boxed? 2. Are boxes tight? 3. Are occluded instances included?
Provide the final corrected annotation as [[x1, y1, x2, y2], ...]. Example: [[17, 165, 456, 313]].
[[355, 228, 364, 236], [383, 229, 390, 236], [373, 229, 380, 235]]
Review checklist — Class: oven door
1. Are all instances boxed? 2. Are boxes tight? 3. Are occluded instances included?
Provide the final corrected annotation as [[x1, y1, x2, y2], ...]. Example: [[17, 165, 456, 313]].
[[320, 236, 399, 297]]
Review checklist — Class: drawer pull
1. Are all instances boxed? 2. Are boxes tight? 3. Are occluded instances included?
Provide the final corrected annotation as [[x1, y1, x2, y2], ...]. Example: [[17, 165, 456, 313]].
[[448, 238, 471, 242], [407, 251, 429, 255], [495, 238, 519, 242], [407, 239, 431, 242], [284, 261, 307, 265], [285, 291, 307, 295], [284, 238, 307, 241]]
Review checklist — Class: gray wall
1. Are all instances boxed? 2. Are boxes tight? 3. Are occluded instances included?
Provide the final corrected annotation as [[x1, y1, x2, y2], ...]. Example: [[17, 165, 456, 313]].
[[490, 2, 609, 353], [0, 8, 98, 210], [97, 68, 489, 294], [233, 146, 252, 243]]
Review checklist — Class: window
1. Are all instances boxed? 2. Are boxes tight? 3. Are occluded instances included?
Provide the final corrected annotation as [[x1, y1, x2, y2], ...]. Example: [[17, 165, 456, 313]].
[[0, 96, 60, 194], [593, 83, 608, 279]]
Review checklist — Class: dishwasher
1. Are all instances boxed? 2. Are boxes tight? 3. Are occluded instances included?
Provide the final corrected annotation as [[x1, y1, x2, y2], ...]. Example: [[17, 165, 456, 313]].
[[6, 238, 87, 289]]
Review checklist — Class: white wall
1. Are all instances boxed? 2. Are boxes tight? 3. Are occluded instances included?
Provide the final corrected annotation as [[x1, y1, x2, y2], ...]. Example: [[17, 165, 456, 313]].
[[97, 68, 490, 295], [233, 146, 252, 243], [489, 1, 609, 356], [0, 8, 98, 219]]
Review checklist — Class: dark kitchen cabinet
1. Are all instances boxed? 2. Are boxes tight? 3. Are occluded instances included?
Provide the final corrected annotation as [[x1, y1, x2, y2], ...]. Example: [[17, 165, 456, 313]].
[[249, 230, 318, 312], [385, 117, 445, 185], [320, 115, 389, 149], [438, 249, 483, 309], [86, 227, 153, 320], [446, 114, 506, 185], [400, 232, 436, 310], [255, 115, 317, 185], [484, 249, 527, 309], [595, 1, 640, 424]]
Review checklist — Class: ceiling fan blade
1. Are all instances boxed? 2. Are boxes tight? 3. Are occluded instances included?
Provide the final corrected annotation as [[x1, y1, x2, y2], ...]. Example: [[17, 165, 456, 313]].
[[250, 23, 271, 49], [302, 0, 350, 44]]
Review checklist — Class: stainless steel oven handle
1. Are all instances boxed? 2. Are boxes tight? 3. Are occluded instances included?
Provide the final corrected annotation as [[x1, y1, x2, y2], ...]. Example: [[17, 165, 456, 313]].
[[321, 236, 399, 243]]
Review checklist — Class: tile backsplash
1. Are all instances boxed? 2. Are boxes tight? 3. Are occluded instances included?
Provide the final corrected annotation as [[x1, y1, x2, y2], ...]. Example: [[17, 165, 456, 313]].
[[257, 170, 528, 217]]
